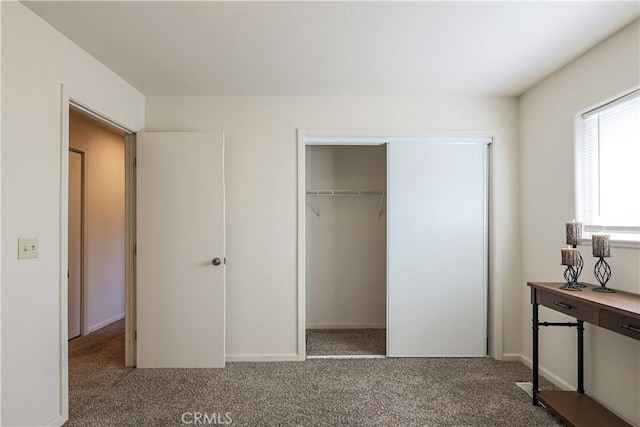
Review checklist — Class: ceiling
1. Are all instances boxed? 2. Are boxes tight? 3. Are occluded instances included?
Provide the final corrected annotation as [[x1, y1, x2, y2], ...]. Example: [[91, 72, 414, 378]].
[[23, 1, 639, 97]]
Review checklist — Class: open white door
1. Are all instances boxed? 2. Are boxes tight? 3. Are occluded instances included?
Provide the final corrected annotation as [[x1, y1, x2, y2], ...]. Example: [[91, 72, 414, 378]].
[[388, 141, 488, 357], [136, 132, 225, 368]]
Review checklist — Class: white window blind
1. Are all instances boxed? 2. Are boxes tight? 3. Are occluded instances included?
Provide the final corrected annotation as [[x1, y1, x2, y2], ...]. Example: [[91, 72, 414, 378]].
[[577, 90, 640, 241]]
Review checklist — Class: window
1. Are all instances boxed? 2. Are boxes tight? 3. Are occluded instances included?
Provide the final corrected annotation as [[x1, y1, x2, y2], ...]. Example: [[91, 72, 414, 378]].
[[576, 89, 640, 244]]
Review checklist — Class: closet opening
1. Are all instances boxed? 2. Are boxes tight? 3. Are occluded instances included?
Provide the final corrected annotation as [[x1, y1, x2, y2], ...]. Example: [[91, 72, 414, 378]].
[[305, 144, 387, 358]]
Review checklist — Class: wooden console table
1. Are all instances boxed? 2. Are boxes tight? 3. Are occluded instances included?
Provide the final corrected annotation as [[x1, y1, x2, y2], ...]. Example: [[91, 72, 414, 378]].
[[528, 282, 640, 427]]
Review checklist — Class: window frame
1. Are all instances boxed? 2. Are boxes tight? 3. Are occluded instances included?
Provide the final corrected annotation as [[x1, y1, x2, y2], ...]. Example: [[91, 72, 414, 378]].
[[575, 88, 640, 248]]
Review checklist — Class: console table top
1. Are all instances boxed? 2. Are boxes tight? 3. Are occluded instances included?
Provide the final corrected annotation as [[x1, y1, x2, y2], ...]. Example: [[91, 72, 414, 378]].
[[527, 282, 640, 320]]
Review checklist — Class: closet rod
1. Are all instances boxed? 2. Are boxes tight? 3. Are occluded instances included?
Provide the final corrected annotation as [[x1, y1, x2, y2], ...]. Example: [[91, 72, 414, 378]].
[[306, 190, 385, 195]]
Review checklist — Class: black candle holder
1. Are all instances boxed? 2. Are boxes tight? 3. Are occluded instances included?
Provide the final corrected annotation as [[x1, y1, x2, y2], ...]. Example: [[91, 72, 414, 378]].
[[560, 265, 582, 291], [593, 257, 615, 293]]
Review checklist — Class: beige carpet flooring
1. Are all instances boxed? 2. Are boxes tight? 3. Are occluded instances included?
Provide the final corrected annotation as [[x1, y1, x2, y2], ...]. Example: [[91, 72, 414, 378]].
[[306, 329, 386, 356], [68, 319, 131, 420], [67, 323, 560, 426]]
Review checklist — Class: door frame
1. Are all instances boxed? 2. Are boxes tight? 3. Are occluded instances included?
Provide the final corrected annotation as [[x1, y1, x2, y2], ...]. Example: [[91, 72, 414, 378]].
[[68, 147, 87, 338], [297, 129, 500, 361], [63, 96, 137, 362], [59, 85, 137, 421]]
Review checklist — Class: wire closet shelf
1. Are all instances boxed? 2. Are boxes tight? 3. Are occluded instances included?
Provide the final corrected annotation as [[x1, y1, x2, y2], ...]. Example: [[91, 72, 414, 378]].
[[305, 189, 386, 219]]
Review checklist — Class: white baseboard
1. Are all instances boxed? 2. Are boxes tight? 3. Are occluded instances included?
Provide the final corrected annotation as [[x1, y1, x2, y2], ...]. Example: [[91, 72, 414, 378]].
[[87, 313, 125, 334], [502, 353, 522, 362], [520, 354, 574, 391], [306, 323, 386, 329], [225, 354, 299, 362]]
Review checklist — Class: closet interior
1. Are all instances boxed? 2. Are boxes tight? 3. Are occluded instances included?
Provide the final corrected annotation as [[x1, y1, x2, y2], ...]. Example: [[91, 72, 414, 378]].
[[305, 144, 387, 357]]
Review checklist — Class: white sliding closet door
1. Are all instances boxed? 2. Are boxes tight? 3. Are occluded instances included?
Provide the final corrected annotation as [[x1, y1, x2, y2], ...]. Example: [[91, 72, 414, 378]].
[[388, 141, 488, 357]]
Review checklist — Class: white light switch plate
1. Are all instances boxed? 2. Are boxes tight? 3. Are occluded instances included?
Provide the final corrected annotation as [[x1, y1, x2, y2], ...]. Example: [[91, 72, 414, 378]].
[[18, 237, 38, 259]]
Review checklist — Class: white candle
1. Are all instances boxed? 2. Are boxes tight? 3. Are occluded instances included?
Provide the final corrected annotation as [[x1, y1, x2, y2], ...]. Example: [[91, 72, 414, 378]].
[[592, 234, 611, 257]]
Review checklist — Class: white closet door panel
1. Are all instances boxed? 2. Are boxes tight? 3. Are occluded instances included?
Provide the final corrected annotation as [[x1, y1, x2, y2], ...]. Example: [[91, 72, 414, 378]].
[[388, 142, 487, 357]]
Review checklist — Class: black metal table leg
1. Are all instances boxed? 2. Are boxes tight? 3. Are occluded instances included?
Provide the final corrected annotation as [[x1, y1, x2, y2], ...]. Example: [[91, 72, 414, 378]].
[[532, 287, 539, 405], [577, 320, 584, 393]]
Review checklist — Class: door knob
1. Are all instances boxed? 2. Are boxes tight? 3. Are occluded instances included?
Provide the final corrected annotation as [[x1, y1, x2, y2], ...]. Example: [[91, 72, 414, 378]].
[[212, 257, 222, 266]]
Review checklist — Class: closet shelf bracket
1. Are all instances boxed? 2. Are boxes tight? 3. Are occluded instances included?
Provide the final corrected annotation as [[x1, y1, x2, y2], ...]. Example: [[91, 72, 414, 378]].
[[377, 191, 386, 220], [307, 191, 320, 217]]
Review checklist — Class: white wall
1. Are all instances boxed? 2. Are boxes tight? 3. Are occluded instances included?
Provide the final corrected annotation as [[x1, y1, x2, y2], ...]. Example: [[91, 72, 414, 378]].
[[69, 111, 126, 333], [1, 3, 144, 426], [145, 95, 521, 361], [306, 145, 386, 329], [519, 20, 640, 425]]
